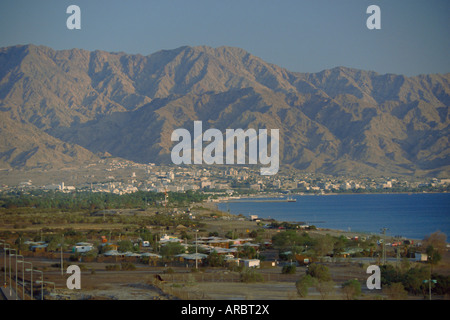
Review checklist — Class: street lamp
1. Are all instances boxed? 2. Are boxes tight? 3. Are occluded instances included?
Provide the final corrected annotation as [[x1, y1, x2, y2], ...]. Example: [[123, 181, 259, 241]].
[[60, 234, 64, 276], [10, 253, 21, 300], [424, 254, 437, 300], [0, 241, 10, 287], [12, 254, 24, 300], [24, 262, 33, 300], [15, 255, 25, 300], [33, 269, 44, 300], [195, 229, 199, 270], [8, 248, 16, 298], [36, 280, 55, 298]]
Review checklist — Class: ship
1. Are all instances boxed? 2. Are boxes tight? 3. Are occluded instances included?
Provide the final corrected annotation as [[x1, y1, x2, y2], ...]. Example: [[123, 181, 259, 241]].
[[287, 197, 296, 202]]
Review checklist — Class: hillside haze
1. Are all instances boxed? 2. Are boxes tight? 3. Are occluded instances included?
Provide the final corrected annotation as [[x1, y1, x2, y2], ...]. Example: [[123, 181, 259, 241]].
[[0, 44, 449, 177]]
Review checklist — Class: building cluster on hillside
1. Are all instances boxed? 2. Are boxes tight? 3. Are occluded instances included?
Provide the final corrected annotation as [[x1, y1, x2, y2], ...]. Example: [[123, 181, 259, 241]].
[[3, 159, 449, 195]]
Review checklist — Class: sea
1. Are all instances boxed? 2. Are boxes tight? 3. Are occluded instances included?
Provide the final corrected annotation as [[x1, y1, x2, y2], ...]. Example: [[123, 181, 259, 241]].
[[217, 193, 450, 240]]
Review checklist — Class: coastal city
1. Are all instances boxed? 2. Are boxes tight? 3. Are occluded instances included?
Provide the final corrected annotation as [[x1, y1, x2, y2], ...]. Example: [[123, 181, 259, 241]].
[[1, 159, 448, 300], [2, 158, 449, 196]]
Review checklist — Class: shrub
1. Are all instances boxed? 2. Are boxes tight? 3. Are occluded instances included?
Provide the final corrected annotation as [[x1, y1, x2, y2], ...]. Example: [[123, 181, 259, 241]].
[[282, 264, 297, 274], [240, 267, 264, 283], [315, 280, 336, 300], [295, 275, 315, 298], [227, 262, 244, 273], [341, 279, 362, 300], [307, 263, 331, 282], [121, 262, 136, 271], [105, 264, 120, 271], [383, 282, 408, 300], [165, 267, 175, 274], [207, 251, 225, 267]]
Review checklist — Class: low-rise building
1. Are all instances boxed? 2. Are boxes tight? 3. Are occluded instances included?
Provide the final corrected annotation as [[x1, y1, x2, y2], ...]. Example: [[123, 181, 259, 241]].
[[239, 259, 260, 268], [72, 242, 94, 253]]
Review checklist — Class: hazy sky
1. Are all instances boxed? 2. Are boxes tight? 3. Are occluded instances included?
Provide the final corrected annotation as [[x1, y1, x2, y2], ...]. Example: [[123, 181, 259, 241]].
[[0, 0, 449, 76]]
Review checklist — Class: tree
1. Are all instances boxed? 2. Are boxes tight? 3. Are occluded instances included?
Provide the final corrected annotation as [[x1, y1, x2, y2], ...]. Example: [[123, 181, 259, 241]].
[[307, 264, 332, 282], [295, 274, 315, 298], [117, 240, 134, 252], [272, 230, 315, 248], [241, 245, 257, 259], [240, 267, 264, 283], [333, 235, 348, 256], [314, 234, 335, 258], [160, 242, 185, 257], [383, 282, 408, 300], [225, 230, 237, 240], [282, 265, 296, 274], [404, 266, 429, 295], [422, 231, 447, 255], [315, 280, 336, 300], [341, 279, 362, 300], [426, 245, 442, 267], [207, 251, 225, 267]]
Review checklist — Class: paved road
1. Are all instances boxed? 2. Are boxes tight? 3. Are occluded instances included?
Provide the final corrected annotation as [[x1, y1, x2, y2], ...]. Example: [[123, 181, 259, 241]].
[[0, 286, 20, 300]]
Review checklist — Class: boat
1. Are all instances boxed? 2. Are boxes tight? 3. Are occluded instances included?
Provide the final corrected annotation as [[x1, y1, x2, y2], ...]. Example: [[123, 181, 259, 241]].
[[287, 197, 296, 202]]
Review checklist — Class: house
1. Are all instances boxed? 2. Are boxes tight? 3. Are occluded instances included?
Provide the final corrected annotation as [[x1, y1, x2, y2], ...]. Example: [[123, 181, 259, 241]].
[[103, 250, 121, 256], [207, 239, 231, 249], [175, 253, 208, 266], [142, 241, 151, 247], [72, 242, 94, 253], [31, 244, 48, 253], [295, 254, 313, 265], [240, 259, 260, 268], [141, 252, 162, 266], [159, 234, 183, 244], [414, 252, 427, 262], [101, 243, 118, 251], [141, 252, 162, 259], [209, 247, 237, 256]]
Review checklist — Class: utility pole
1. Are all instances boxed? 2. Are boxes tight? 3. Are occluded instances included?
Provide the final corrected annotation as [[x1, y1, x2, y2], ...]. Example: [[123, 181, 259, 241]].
[[195, 230, 198, 270], [0, 242, 10, 287], [424, 255, 437, 300], [381, 228, 388, 265], [61, 234, 64, 276]]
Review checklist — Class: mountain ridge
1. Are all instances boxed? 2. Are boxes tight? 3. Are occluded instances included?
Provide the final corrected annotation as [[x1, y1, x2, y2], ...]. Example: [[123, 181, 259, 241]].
[[0, 44, 448, 177]]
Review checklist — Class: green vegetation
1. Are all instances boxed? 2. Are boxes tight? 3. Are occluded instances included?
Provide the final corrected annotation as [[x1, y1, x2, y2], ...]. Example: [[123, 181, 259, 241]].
[[0, 189, 209, 210], [240, 267, 264, 283], [341, 279, 362, 300], [272, 230, 315, 248], [281, 264, 296, 274], [378, 231, 449, 298], [295, 274, 314, 298], [381, 264, 450, 297], [121, 262, 136, 271], [295, 263, 336, 299], [383, 282, 408, 300], [105, 264, 121, 271], [206, 251, 225, 267], [272, 230, 378, 261], [160, 242, 185, 258], [307, 263, 332, 282]]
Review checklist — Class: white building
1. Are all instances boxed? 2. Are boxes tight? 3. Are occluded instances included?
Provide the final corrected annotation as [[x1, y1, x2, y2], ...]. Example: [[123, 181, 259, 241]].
[[72, 242, 94, 253], [239, 259, 260, 268], [414, 253, 427, 262]]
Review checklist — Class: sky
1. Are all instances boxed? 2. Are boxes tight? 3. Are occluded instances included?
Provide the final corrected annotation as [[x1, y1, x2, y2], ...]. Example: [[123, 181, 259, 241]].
[[0, 0, 449, 76]]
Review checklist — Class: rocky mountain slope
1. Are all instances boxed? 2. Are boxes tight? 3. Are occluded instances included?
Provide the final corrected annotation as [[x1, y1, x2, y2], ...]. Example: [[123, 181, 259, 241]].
[[0, 44, 448, 176]]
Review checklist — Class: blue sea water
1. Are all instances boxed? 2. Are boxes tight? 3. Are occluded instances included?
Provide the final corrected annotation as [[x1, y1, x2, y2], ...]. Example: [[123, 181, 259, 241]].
[[217, 193, 450, 240]]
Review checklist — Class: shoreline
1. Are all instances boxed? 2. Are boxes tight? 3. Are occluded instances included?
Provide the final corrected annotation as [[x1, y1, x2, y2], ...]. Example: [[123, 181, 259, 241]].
[[214, 191, 449, 201], [208, 193, 449, 242]]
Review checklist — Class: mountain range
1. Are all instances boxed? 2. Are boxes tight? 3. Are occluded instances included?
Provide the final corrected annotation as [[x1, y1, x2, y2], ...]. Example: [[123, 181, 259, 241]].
[[0, 44, 449, 177]]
